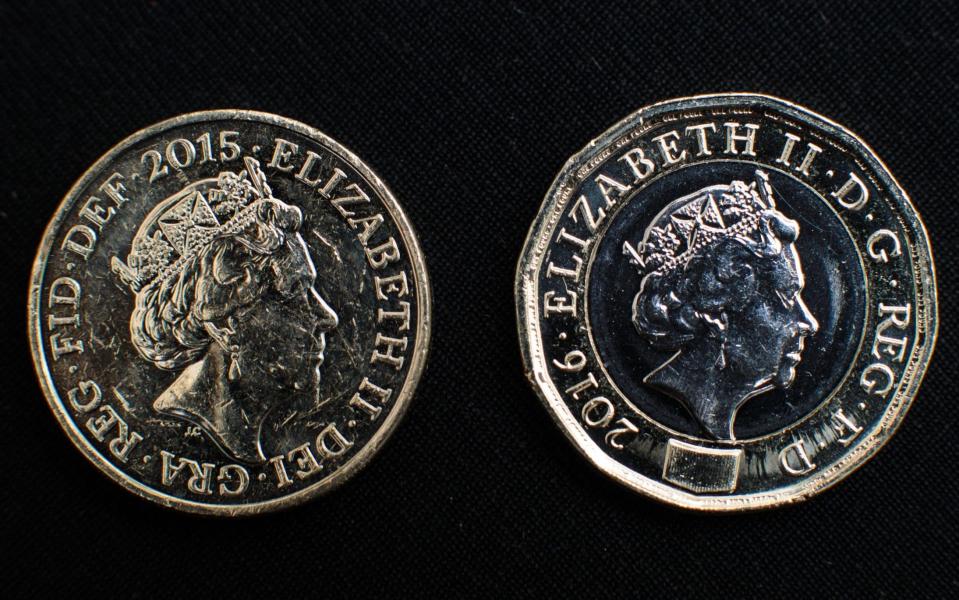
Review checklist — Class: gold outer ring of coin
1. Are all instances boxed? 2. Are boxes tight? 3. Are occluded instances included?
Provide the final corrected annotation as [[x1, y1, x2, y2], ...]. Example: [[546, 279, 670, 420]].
[[515, 93, 938, 510]]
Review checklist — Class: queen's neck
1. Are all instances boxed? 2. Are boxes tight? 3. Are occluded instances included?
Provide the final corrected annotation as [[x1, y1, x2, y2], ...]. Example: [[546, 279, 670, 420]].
[[152, 344, 271, 463], [644, 340, 759, 440]]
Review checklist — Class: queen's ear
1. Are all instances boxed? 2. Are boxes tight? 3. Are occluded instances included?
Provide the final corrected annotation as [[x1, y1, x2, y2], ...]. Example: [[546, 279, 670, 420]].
[[203, 319, 236, 353], [699, 310, 727, 339]]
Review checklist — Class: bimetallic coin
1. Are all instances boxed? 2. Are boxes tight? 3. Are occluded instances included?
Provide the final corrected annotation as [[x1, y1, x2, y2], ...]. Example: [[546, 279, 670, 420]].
[[516, 94, 937, 510], [29, 110, 430, 515]]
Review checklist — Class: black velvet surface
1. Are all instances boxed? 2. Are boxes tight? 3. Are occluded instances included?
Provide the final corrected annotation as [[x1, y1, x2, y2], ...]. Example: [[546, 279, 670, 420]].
[[2, 1, 956, 597]]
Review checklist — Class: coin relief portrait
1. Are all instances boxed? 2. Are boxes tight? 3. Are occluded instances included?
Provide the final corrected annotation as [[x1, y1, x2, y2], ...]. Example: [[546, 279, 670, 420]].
[[30, 111, 430, 513], [625, 170, 818, 440], [517, 94, 936, 509], [111, 158, 338, 464]]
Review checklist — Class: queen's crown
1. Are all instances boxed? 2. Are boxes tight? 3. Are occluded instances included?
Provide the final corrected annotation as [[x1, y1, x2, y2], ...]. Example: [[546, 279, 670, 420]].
[[623, 170, 777, 276], [111, 157, 272, 292]]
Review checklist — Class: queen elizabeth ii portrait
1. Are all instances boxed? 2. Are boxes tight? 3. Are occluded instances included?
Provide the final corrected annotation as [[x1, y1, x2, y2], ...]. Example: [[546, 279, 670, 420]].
[[625, 170, 818, 440], [112, 158, 338, 463]]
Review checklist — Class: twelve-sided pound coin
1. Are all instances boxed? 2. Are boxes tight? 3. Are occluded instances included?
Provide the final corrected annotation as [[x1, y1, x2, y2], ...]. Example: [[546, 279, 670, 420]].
[[516, 94, 937, 510], [30, 110, 430, 515]]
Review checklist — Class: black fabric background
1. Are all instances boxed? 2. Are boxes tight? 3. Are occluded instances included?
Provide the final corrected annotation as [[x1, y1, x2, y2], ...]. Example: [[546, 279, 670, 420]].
[[2, 1, 957, 597]]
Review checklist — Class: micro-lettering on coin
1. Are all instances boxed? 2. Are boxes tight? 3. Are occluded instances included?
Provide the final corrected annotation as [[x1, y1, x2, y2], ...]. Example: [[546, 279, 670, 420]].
[[29, 110, 430, 515], [516, 94, 937, 510]]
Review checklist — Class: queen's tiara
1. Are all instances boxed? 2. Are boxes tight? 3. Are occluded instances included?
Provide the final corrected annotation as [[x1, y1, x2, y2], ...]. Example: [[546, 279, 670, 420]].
[[623, 170, 777, 276], [111, 157, 272, 293]]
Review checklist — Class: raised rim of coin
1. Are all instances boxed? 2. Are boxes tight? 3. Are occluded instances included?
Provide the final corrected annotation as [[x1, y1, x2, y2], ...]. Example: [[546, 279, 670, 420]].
[[29, 109, 432, 516], [515, 93, 937, 510]]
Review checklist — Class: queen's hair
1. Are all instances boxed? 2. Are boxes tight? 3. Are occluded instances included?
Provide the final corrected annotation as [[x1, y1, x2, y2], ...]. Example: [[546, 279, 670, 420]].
[[129, 199, 304, 370], [632, 209, 799, 351]]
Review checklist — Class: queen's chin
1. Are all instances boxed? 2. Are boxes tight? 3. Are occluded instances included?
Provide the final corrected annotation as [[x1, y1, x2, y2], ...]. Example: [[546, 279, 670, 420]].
[[290, 364, 320, 391], [291, 360, 325, 405], [773, 359, 800, 388]]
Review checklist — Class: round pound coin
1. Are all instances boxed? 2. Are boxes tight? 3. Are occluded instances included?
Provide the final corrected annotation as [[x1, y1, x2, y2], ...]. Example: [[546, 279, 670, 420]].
[[29, 110, 431, 515], [516, 94, 937, 510]]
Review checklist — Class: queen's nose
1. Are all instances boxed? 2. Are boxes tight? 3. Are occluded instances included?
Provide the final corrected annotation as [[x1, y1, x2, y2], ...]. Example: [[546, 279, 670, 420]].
[[308, 287, 339, 331], [795, 295, 818, 336]]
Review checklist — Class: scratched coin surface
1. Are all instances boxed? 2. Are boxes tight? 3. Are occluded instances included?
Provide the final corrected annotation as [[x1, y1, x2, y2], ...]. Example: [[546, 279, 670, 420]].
[[516, 94, 937, 510], [29, 110, 430, 515]]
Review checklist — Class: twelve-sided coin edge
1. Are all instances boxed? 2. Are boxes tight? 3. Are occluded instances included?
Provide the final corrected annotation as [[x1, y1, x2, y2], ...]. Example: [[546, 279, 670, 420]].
[[515, 93, 938, 510]]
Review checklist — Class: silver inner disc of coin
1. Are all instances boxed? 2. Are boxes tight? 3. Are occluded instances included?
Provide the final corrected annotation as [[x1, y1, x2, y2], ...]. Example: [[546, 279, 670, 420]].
[[516, 94, 937, 510]]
